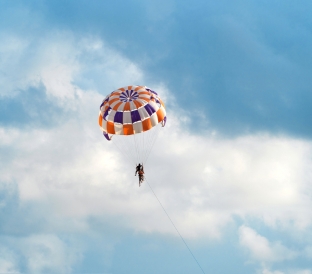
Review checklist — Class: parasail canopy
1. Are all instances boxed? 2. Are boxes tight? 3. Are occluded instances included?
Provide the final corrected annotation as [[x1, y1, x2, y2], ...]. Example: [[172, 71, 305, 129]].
[[98, 85, 166, 164], [99, 85, 166, 139]]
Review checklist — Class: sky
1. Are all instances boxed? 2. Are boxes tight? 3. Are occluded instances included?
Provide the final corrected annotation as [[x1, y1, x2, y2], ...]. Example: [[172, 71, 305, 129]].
[[1, 0, 312, 273]]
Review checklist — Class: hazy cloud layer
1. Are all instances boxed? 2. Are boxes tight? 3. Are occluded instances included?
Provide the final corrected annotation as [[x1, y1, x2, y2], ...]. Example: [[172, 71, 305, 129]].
[[2, 0, 312, 137], [1, 2, 312, 272]]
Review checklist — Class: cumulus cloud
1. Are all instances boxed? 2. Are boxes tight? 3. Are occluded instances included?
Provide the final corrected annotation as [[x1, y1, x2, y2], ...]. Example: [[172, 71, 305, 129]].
[[239, 225, 297, 262], [238, 226, 312, 274], [259, 268, 312, 274], [21, 234, 79, 273], [1, 28, 312, 243], [260, 269, 284, 274], [154, 123, 312, 237], [0, 235, 81, 273], [304, 245, 312, 258], [0, 246, 19, 273], [2, 3, 312, 274], [0, 24, 312, 274]]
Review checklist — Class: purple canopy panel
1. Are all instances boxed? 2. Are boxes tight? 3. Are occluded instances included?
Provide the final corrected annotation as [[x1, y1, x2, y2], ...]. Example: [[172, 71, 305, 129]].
[[162, 116, 167, 127], [144, 104, 156, 116], [103, 132, 111, 141], [114, 111, 123, 124], [146, 87, 158, 95], [131, 110, 141, 123], [103, 106, 112, 121]]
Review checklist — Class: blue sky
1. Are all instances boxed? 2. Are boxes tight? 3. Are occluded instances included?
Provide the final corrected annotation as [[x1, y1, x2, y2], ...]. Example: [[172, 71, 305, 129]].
[[1, 1, 312, 273]]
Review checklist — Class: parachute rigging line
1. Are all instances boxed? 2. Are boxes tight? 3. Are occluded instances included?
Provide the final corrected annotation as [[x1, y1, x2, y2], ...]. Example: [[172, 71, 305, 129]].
[[145, 177, 206, 274], [133, 133, 140, 164], [112, 139, 135, 166], [144, 126, 160, 164]]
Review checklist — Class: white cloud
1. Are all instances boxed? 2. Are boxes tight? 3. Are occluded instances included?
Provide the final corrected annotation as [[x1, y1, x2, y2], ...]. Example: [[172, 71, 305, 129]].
[[22, 234, 80, 273], [304, 245, 312, 258], [0, 235, 82, 273], [260, 269, 284, 274], [1, 29, 312, 245], [239, 225, 297, 262], [239, 227, 312, 274], [0, 30, 143, 106], [0, 33, 33, 98], [259, 268, 312, 274], [0, 246, 19, 273]]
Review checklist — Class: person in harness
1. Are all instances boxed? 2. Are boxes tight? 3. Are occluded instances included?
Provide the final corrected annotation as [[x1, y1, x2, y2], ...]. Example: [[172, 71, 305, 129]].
[[138, 168, 144, 187], [135, 163, 144, 186], [135, 163, 142, 176]]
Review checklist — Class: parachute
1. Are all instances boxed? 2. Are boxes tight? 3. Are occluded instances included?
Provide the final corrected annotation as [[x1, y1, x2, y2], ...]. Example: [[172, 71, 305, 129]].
[[98, 85, 166, 164]]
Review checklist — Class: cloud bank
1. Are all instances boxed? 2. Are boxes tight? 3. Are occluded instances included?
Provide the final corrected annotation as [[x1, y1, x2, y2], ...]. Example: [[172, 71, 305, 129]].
[[1, 27, 312, 272]]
